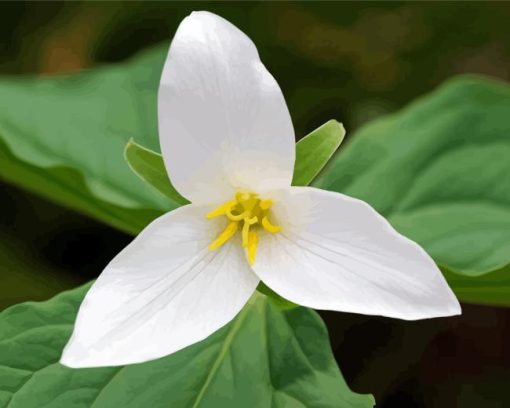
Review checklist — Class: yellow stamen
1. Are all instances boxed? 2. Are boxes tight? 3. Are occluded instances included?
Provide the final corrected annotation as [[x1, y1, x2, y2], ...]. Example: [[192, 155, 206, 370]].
[[208, 222, 238, 250], [242, 216, 258, 247], [207, 192, 281, 265], [206, 200, 236, 219], [259, 199, 272, 210], [262, 216, 281, 233], [226, 209, 247, 221], [247, 231, 259, 265]]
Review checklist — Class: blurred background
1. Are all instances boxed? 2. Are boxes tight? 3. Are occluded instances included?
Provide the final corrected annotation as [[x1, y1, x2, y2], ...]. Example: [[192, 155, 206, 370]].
[[1, 2, 509, 407]]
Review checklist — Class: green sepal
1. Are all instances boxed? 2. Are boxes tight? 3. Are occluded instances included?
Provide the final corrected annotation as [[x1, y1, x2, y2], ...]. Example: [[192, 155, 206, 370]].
[[292, 119, 346, 186], [124, 139, 189, 206]]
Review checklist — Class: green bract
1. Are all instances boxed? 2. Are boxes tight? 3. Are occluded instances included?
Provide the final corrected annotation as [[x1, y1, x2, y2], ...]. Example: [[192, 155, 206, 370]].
[[0, 284, 374, 408], [292, 119, 346, 186], [314, 75, 510, 305], [124, 139, 189, 205]]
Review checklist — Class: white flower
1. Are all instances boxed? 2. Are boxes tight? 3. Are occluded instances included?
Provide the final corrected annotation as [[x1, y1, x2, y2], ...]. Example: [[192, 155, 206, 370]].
[[60, 11, 460, 368]]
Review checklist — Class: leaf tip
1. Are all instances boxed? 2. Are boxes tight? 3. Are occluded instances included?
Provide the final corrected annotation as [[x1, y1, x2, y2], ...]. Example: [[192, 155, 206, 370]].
[[123, 138, 135, 159]]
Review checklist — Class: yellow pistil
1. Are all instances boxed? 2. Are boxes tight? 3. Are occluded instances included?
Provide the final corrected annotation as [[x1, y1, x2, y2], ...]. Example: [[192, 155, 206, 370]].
[[242, 216, 258, 247], [206, 192, 282, 264]]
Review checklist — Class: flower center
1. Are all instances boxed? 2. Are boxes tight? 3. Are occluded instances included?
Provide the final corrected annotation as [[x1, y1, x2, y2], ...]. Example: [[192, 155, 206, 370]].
[[206, 192, 281, 265]]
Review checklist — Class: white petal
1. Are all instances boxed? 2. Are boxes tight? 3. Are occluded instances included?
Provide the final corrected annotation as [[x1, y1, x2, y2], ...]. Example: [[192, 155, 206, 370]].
[[61, 204, 259, 367], [158, 11, 295, 204], [252, 187, 461, 320]]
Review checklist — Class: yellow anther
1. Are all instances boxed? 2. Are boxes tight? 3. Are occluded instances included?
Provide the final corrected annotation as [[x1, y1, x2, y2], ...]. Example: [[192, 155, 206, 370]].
[[259, 199, 272, 210], [242, 216, 258, 247], [206, 200, 236, 219], [207, 192, 281, 265], [208, 222, 238, 250], [262, 216, 281, 233], [247, 231, 259, 265]]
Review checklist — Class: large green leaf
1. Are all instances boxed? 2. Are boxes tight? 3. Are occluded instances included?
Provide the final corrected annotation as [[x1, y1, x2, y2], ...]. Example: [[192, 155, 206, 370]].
[[0, 46, 174, 235], [314, 75, 510, 304], [441, 264, 510, 307], [0, 284, 374, 408]]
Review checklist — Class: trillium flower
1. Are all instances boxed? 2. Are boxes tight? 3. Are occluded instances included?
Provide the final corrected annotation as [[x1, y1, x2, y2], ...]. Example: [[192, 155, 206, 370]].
[[61, 11, 460, 368]]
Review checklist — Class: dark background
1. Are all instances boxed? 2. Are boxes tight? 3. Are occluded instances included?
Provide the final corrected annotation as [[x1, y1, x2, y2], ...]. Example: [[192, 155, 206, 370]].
[[1, 2, 509, 407]]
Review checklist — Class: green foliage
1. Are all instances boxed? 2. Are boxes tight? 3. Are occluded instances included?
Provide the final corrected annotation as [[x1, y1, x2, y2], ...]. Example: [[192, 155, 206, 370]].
[[0, 284, 374, 408], [315, 75, 510, 305], [441, 264, 510, 307], [0, 46, 172, 235], [256, 282, 298, 310]]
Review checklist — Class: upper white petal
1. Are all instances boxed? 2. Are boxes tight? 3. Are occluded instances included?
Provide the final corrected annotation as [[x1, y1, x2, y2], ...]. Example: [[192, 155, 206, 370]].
[[61, 204, 259, 367], [251, 187, 461, 320], [158, 11, 295, 204]]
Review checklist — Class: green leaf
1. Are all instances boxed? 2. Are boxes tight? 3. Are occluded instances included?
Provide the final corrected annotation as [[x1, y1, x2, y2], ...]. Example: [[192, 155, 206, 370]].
[[256, 282, 298, 310], [124, 139, 189, 205], [0, 46, 174, 235], [292, 119, 345, 186], [0, 137, 161, 235], [441, 264, 510, 307], [0, 284, 374, 408], [314, 75, 510, 304]]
